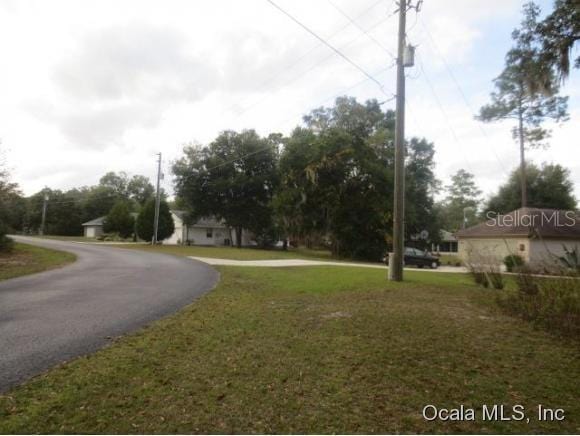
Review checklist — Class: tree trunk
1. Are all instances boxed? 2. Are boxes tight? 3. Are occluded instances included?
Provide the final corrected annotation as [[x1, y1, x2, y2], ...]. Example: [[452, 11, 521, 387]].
[[518, 106, 527, 208], [235, 226, 242, 248]]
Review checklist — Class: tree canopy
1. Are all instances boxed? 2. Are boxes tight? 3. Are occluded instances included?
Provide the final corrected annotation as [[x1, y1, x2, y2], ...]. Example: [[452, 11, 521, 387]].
[[173, 130, 279, 248], [273, 97, 439, 260], [484, 163, 576, 214], [478, 2, 569, 208], [104, 201, 135, 238], [436, 169, 482, 232]]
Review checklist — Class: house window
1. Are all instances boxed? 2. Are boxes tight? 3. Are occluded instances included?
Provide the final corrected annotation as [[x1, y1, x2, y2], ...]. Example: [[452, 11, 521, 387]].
[[206, 228, 213, 238], [519, 243, 525, 251]]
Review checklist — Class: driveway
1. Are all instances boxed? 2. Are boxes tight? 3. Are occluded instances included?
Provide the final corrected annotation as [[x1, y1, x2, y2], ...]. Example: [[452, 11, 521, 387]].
[[0, 236, 219, 393], [188, 256, 468, 273]]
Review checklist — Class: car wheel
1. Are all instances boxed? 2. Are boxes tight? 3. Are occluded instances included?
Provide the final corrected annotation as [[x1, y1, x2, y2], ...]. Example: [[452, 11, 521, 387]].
[[431, 261, 439, 269]]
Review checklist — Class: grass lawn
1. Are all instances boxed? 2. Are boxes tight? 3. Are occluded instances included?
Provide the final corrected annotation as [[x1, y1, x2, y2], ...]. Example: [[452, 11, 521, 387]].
[[114, 243, 336, 261], [27, 235, 97, 243], [0, 266, 578, 434], [0, 243, 76, 281], [438, 254, 463, 266]]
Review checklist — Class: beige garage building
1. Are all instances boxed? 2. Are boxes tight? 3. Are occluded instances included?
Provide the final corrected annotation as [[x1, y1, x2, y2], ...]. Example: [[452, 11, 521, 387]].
[[456, 208, 580, 268]]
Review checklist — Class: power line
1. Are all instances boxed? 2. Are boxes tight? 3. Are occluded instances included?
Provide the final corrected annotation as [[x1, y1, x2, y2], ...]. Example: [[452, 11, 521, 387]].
[[419, 17, 510, 175], [416, 54, 477, 175], [266, 0, 389, 96], [327, 0, 397, 60], [222, 0, 387, 116]]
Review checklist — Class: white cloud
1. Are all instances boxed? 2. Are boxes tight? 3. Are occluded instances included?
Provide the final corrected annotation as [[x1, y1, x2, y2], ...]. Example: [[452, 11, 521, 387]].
[[0, 0, 576, 204]]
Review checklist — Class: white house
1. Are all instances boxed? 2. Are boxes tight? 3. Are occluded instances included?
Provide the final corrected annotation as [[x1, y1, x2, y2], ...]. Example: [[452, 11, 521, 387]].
[[456, 207, 580, 268], [166, 211, 253, 246], [82, 210, 253, 246]]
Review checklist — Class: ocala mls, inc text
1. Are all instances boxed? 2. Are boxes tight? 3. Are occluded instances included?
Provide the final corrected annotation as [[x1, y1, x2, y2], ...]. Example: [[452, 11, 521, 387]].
[[422, 404, 565, 423]]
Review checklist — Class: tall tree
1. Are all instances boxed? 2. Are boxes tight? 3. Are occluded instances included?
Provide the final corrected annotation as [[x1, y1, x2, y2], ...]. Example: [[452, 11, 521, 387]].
[[534, 0, 579, 88], [173, 130, 279, 248], [25, 188, 84, 235], [127, 175, 155, 207], [437, 169, 482, 231], [136, 198, 175, 242], [99, 171, 129, 197], [478, 2, 568, 208], [484, 163, 576, 214], [276, 97, 439, 260], [103, 201, 135, 238]]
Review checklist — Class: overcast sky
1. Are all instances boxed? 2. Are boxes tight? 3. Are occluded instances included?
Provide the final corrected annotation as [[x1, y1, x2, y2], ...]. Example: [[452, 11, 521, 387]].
[[1, 0, 578, 202]]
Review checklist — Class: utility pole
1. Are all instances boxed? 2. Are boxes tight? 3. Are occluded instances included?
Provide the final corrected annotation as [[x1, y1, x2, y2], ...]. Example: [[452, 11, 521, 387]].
[[153, 152, 162, 244], [389, 0, 408, 281], [40, 192, 49, 236]]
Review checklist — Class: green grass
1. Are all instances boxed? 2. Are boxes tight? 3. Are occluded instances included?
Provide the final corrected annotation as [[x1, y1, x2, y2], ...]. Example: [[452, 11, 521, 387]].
[[27, 235, 93, 242], [114, 244, 335, 261], [438, 254, 463, 266], [0, 243, 76, 281], [0, 266, 577, 434]]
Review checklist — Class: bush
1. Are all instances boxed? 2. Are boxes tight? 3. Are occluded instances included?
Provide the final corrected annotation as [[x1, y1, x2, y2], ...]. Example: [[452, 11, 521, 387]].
[[497, 269, 580, 338], [97, 232, 130, 242], [0, 222, 14, 253], [467, 260, 504, 290], [558, 245, 580, 274], [504, 254, 525, 272]]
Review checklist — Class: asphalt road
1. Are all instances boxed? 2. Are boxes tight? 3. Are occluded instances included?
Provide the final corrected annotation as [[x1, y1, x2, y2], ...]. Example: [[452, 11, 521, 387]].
[[0, 236, 219, 393]]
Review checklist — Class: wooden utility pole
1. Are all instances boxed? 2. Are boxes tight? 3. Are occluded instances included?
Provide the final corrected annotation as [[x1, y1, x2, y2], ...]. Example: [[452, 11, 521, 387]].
[[389, 0, 407, 281], [153, 153, 162, 244]]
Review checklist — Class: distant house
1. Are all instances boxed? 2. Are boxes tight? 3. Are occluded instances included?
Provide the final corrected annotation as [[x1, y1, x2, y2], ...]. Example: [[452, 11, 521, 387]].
[[82, 210, 253, 246], [82, 216, 106, 238], [82, 213, 138, 239], [456, 207, 580, 267], [431, 230, 458, 254], [166, 211, 253, 246]]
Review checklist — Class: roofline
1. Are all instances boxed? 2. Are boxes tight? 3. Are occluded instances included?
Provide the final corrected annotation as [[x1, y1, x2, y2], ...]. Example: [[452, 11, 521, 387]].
[[458, 234, 580, 240]]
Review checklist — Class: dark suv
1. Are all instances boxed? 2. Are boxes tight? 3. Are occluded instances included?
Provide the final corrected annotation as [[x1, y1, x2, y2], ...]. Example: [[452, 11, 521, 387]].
[[385, 247, 440, 269]]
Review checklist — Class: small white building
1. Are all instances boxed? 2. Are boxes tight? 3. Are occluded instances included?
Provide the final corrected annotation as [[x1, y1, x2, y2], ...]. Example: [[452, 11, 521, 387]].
[[456, 207, 580, 268], [82, 216, 106, 238], [166, 211, 253, 246]]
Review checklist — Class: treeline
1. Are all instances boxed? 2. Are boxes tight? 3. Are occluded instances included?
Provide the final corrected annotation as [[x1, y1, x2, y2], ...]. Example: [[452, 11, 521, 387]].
[[173, 97, 440, 260], [435, 163, 577, 233], [2, 171, 157, 236]]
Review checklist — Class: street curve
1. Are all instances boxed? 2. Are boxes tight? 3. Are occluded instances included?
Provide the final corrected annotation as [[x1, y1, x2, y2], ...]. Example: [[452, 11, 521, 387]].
[[0, 236, 219, 392]]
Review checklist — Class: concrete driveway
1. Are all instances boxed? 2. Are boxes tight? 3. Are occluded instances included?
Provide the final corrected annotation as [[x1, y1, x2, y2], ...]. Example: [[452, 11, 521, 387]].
[[188, 256, 468, 273], [0, 236, 218, 393]]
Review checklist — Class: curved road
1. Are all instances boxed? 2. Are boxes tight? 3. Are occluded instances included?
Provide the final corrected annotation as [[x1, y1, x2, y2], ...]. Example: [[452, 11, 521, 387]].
[[0, 236, 219, 392]]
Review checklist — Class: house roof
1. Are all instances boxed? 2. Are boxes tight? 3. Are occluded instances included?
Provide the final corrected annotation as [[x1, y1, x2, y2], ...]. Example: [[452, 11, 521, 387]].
[[455, 208, 580, 240], [82, 216, 106, 226], [440, 230, 457, 242], [171, 210, 226, 228]]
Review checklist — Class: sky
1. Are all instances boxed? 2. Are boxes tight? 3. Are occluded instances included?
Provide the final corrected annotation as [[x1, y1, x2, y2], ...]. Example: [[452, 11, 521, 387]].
[[0, 0, 578, 203]]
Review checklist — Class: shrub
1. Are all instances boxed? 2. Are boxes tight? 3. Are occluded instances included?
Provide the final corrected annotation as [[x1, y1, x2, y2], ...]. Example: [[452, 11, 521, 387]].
[[558, 245, 580, 274], [467, 260, 504, 290], [0, 221, 14, 253], [497, 269, 580, 338], [504, 254, 525, 272]]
